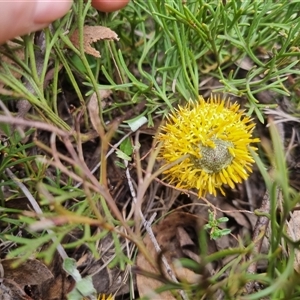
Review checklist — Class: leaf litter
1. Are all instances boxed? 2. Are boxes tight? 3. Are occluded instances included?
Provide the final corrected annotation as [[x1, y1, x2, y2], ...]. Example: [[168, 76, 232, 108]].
[[0, 3, 300, 300], [70, 26, 119, 58]]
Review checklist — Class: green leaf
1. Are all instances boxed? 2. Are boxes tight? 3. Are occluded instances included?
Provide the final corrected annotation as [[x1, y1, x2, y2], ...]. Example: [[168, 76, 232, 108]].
[[114, 160, 126, 169], [120, 137, 133, 157], [115, 149, 132, 161], [67, 276, 97, 300], [125, 116, 148, 132], [70, 53, 96, 75], [63, 258, 97, 300], [217, 217, 229, 223], [219, 229, 231, 236], [63, 257, 81, 282]]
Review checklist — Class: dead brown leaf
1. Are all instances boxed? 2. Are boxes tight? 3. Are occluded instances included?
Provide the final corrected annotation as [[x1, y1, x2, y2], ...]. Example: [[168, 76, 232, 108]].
[[87, 89, 111, 135], [220, 202, 252, 230], [1, 259, 53, 290], [136, 212, 216, 299], [0, 256, 74, 300], [1, 258, 53, 300], [70, 25, 119, 58], [0, 278, 32, 300], [286, 211, 300, 272]]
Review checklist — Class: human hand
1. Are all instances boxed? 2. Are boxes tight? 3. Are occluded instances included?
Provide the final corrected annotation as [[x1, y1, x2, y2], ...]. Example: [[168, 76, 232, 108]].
[[0, 0, 129, 44]]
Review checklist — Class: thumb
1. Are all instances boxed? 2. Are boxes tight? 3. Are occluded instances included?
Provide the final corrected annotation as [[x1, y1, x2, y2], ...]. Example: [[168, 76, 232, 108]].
[[0, 0, 72, 44]]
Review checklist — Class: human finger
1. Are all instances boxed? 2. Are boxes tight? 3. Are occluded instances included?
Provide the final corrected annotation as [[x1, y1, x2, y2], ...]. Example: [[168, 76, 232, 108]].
[[0, 0, 72, 44]]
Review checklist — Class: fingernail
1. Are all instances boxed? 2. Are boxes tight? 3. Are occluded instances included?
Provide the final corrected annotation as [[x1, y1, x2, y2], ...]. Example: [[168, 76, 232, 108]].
[[34, 1, 71, 24]]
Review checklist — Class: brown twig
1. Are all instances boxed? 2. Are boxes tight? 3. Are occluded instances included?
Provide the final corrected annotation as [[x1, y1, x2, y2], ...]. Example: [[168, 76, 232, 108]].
[[245, 189, 271, 294], [124, 158, 189, 300], [0, 114, 70, 137]]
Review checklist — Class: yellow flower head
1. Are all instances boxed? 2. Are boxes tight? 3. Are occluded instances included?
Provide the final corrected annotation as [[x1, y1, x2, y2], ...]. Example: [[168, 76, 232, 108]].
[[157, 95, 260, 197]]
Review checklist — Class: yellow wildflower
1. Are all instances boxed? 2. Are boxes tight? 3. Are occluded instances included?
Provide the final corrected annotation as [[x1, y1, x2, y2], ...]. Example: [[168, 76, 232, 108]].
[[157, 95, 260, 196], [83, 294, 113, 300], [97, 294, 114, 300]]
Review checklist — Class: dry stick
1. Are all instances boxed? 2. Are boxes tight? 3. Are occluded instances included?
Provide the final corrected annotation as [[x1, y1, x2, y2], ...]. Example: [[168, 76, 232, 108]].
[[5, 168, 68, 260], [45, 132, 143, 246], [246, 118, 285, 293], [61, 134, 136, 235], [1, 113, 183, 289], [124, 160, 189, 300], [74, 131, 132, 189], [0, 112, 144, 267], [0, 115, 69, 137], [245, 190, 271, 293]]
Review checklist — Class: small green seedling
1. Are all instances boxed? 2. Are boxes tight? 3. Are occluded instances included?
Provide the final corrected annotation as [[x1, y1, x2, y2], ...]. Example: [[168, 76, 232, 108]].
[[204, 210, 231, 240]]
